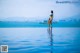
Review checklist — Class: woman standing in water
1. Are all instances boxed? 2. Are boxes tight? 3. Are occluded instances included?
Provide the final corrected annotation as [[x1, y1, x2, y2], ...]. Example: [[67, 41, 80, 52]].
[[48, 10, 53, 31]]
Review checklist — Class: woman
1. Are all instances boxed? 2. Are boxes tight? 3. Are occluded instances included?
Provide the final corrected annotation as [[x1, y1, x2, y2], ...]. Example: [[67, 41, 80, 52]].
[[48, 10, 53, 32]]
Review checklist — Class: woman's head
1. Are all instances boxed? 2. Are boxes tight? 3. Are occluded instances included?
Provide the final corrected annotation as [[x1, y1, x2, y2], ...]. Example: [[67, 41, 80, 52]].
[[51, 10, 53, 13]]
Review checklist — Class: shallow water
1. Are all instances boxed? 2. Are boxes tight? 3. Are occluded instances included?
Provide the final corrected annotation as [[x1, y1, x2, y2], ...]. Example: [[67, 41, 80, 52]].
[[0, 28, 80, 53]]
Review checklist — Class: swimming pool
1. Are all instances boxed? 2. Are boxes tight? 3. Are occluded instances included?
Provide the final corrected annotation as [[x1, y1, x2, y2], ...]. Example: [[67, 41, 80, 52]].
[[0, 28, 80, 53]]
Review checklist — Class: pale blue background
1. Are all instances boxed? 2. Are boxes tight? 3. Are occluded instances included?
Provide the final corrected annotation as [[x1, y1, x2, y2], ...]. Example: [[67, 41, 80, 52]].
[[0, 0, 80, 21]]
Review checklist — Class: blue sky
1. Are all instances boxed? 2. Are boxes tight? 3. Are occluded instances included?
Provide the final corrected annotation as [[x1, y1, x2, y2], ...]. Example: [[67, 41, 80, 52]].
[[0, 0, 80, 21]]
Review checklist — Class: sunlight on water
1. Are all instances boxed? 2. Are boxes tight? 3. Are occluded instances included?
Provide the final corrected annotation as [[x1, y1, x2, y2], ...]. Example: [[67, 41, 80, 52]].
[[0, 28, 80, 53]]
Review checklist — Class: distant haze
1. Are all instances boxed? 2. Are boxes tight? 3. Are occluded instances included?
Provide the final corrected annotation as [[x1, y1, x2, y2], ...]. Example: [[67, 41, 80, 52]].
[[0, 0, 80, 21]]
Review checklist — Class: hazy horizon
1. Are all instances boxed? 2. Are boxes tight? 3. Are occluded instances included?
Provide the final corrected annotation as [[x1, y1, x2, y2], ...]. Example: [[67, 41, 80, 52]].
[[0, 0, 80, 21]]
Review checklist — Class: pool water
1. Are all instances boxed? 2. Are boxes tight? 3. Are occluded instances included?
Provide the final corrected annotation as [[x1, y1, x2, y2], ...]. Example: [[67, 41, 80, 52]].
[[0, 28, 80, 53]]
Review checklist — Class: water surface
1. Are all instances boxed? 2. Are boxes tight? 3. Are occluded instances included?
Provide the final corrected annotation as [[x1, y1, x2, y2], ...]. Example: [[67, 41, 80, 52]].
[[0, 28, 80, 53]]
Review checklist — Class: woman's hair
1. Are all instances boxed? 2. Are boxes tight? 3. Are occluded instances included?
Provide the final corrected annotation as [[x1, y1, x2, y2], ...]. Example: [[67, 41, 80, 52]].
[[51, 10, 53, 13]]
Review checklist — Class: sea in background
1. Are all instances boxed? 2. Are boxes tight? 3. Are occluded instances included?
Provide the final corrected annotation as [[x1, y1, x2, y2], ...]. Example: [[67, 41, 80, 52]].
[[0, 28, 80, 53]]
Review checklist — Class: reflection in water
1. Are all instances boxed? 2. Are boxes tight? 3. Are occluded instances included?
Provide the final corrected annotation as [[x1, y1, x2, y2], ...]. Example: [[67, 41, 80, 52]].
[[1, 28, 80, 53], [47, 26, 53, 53]]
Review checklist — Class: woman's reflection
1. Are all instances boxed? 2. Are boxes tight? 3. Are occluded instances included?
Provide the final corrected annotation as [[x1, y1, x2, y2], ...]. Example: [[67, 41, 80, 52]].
[[48, 26, 53, 53]]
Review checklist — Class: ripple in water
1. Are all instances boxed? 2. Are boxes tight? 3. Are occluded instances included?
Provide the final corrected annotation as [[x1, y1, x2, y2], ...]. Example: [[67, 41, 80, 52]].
[[0, 28, 80, 53]]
